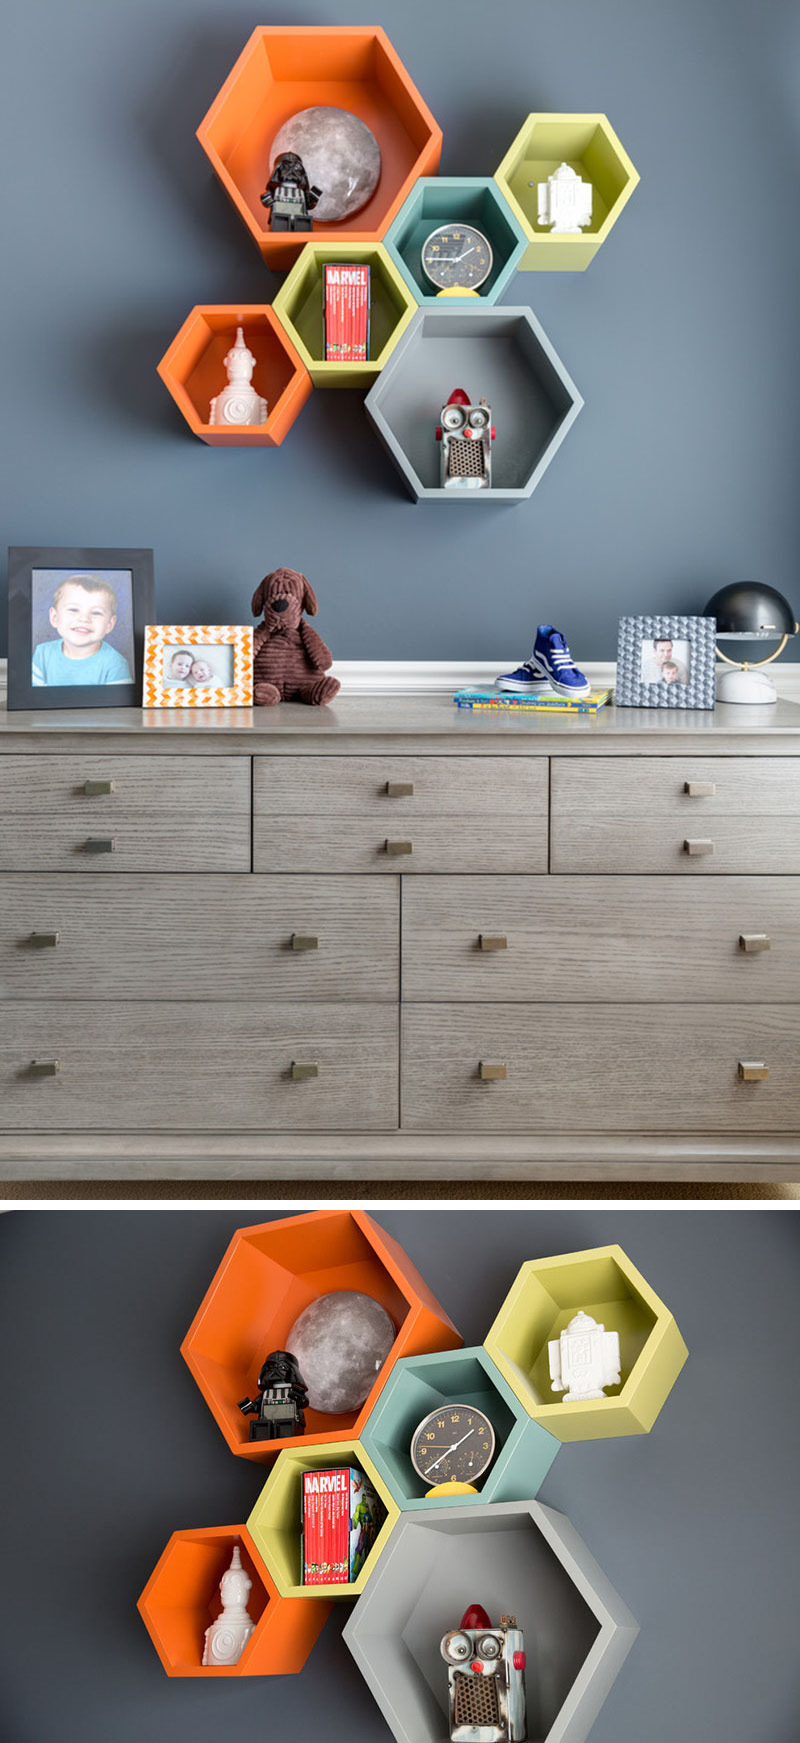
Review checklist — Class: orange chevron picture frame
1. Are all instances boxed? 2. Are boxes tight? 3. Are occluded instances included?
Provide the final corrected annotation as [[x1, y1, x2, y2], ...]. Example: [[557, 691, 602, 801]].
[[144, 623, 253, 707]]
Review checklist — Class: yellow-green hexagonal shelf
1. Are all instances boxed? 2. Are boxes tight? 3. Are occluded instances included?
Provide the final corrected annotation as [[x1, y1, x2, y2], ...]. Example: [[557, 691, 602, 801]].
[[494, 113, 639, 271], [484, 1245, 687, 1441], [272, 242, 417, 387], [247, 1438, 400, 1599]]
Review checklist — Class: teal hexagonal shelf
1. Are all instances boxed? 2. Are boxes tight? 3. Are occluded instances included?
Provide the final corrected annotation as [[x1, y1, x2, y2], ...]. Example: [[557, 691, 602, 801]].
[[361, 1345, 559, 1510], [383, 177, 527, 307]]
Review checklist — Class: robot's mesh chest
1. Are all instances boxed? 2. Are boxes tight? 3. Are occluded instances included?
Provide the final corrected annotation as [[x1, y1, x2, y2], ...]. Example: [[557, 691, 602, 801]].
[[453, 1672, 501, 1727], [447, 436, 487, 478]]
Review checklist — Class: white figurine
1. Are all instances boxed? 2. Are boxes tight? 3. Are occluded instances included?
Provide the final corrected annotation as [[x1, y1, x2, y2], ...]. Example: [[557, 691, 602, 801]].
[[536, 162, 593, 234], [209, 326, 268, 426], [202, 1545, 255, 1667], [548, 1311, 621, 1402]]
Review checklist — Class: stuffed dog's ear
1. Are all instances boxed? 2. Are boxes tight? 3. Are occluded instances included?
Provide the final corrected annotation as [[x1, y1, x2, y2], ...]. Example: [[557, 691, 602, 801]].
[[251, 574, 272, 617], [301, 574, 318, 616]]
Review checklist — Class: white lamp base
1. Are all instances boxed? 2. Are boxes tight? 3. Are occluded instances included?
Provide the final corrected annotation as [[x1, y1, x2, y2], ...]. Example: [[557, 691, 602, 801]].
[[716, 667, 778, 705]]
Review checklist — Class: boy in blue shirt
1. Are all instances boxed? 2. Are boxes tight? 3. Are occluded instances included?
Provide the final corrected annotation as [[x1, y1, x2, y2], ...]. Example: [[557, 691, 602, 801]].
[[32, 573, 132, 686]]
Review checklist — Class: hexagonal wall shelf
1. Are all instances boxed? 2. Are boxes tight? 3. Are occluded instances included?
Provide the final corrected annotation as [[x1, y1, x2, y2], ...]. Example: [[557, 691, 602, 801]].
[[157, 306, 313, 446], [181, 1210, 461, 1463], [248, 1439, 400, 1600], [361, 1345, 559, 1510], [365, 305, 582, 502], [272, 242, 417, 387], [484, 1245, 688, 1441], [197, 26, 442, 270], [137, 1524, 331, 1676], [343, 1499, 639, 1743], [495, 113, 639, 271], [383, 177, 527, 306]]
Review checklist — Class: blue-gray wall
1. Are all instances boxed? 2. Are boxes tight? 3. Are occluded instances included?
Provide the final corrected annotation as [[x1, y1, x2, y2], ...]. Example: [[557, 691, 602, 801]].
[[2, 0, 799, 661]]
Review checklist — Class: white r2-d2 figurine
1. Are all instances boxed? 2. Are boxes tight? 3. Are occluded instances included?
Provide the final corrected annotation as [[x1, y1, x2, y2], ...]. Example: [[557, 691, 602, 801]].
[[548, 1311, 621, 1402], [536, 162, 593, 234]]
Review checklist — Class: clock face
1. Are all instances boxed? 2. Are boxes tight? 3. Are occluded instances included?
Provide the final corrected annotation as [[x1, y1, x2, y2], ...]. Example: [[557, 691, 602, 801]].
[[421, 224, 494, 292], [410, 1402, 496, 1485]]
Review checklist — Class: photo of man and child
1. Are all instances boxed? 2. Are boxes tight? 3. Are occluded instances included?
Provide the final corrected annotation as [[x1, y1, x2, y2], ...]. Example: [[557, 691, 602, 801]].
[[31, 569, 135, 687], [163, 645, 235, 689], [640, 636, 691, 686]]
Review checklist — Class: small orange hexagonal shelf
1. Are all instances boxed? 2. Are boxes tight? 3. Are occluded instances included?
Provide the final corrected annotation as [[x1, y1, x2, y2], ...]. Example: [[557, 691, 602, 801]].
[[157, 306, 313, 446], [181, 1210, 462, 1463], [196, 26, 442, 270], [137, 1524, 332, 1676]]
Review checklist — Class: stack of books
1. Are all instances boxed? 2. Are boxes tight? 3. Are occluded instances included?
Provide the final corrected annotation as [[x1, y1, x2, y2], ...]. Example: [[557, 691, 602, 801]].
[[454, 688, 611, 715], [323, 264, 371, 363], [301, 1465, 385, 1586]]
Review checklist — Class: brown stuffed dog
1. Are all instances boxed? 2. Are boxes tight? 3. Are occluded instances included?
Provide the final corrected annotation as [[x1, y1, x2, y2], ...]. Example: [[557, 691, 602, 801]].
[[251, 568, 340, 706]]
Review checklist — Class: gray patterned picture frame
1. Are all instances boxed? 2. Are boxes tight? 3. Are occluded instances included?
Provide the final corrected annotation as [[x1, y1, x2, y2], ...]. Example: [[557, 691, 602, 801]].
[[615, 614, 716, 709]]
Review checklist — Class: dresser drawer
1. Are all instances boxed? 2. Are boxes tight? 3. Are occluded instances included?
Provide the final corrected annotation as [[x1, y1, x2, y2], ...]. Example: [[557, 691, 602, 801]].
[[0, 756, 250, 872], [401, 1005, 799, 1133], [551, 757, 800, 873], [0, 876, 398, 1001], [402, 876, 800, 1002], [0, 1003, 398, 1131]]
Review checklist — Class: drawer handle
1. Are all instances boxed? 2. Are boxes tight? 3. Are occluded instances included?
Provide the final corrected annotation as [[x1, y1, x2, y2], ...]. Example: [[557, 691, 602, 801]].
[[29, 931, 60, 948], [684, 781, 716, 798], [83, 837, 116, 854], [29, 1060, 61, 1078], [479, 935, 508, 952], [385, 781, 414, 798], [385, 840, 413, 856], [479, 1062, 508, 1082], [739, 934, 771, 954], [738, 1060, 769, 1082], [683, 839, 714, 856], [291, 1061, 319, 1081], [291, 934, 319, 952], [83, 779, 115, 797]]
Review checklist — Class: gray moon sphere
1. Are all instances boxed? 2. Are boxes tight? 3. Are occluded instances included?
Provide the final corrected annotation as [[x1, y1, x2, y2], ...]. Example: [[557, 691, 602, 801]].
[[270, 107, 381, 223], [287, 1292, 395, 1413]]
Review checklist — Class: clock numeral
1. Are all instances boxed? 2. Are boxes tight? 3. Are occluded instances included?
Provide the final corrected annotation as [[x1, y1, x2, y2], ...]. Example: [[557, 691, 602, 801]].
[[437, 1417, 446, 1427], [426, 1431, 435, 1440]]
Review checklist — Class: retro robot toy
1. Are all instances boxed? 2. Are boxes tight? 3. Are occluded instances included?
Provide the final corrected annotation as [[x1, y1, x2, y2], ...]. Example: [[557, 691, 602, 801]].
[[548, 1310, 622, 1402], [436, 388, 495, 491], [261, 151, 322, 231], [535, 161, 593, 234], [441, 1604, 527, 1743], [238, 1350, 309, 1441]]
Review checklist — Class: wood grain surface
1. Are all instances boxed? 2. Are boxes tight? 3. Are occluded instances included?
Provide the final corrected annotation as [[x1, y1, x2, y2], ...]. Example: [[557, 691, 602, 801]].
[[253, 754, 548, 813], [253, 818, 547, 874]]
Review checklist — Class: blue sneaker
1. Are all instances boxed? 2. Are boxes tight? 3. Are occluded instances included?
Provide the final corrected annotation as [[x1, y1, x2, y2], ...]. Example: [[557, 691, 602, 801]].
[[495, 660, 552, 693], [529, 625, 590, 697]]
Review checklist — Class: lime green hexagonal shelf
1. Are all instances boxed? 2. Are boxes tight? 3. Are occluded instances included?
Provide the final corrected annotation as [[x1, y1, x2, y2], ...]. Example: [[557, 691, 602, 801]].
[[247, 1438, 400, 1599], [272, 242, 417, 388], [484, 1245, 687, 1441], [494, 113, 639, 271]]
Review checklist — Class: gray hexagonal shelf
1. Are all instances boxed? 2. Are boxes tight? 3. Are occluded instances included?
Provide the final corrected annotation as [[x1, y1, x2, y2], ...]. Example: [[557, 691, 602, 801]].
[[343, 1499, 638, 1743], [364, 305, 583, 503]]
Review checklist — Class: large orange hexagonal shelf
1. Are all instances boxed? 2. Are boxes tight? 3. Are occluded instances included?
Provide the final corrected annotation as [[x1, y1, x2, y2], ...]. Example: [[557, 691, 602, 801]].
[[196, 26, 442, 270], [157, 306, 313, 446], [137, 1524, 332, 1676], [181, 1211, 462, 1463]]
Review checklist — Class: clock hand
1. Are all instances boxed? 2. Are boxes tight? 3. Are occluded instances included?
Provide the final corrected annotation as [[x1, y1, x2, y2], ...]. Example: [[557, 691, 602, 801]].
[[424, 1428, 476, 1474]]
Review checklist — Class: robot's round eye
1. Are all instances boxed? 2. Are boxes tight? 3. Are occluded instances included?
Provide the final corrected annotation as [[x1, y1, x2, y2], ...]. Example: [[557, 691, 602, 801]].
[[442, 405, 466, 430], [477, 1634, 501, 1659], [468, 407, 489, 430], [442, 1632, 472, 1662]]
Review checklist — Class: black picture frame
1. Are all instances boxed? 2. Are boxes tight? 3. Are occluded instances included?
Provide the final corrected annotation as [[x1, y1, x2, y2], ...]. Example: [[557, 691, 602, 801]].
[[7, 545, 155, 711]]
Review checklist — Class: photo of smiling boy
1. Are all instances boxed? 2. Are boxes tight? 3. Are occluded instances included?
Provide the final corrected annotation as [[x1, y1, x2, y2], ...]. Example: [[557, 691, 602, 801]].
[[31, 571, 133, 686]]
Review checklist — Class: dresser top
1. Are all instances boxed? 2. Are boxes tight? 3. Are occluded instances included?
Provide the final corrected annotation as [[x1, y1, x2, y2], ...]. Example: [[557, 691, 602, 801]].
[[2, 694, 800, 755]]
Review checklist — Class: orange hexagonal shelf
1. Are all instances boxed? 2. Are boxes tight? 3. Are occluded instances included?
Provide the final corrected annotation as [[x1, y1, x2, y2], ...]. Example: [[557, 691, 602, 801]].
[[181, 1210, 462, 1464], [196, 26, 442, 270], [137, 1524, 332, 1676], [157, 306, 313, 446]]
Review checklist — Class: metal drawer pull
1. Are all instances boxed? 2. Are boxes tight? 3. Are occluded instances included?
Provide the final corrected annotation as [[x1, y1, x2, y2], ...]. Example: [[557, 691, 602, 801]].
[[479, 1062, 508, 1081], [83, 837, 116, 854], [291, 1061, 319, 1081], [29, 931, 60, 948], [479, 935, 508, 952], [738, 1061, 770, 1082], [385, 839, 413, 856], [83, 779, 115, 796], [683, 838, 714, 856], [739, 934, 771, 953], [30, 1060, 61, 1077], [291, 934, 319, 952], [684, 781, 716, 797], [385, 781, 414, 798]]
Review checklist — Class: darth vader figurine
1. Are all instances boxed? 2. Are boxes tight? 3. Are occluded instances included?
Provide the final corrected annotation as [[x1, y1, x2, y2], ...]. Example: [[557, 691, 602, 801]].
[[261, 152, 321, 231], [238, 1350, 309, 1441]]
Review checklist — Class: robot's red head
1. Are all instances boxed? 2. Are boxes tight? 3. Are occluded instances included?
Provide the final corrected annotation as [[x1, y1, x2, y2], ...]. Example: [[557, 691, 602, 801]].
[[460, 1604, 492, 1630], [447, 388, 472, 407]]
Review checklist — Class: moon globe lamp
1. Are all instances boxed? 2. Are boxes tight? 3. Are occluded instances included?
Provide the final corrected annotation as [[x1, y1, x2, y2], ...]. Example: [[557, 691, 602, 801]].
[[703, 582, 798, 705]]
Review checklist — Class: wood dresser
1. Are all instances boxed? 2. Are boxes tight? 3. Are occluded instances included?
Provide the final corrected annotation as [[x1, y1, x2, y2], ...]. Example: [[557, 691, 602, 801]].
[[1, 694, 799, 1183]]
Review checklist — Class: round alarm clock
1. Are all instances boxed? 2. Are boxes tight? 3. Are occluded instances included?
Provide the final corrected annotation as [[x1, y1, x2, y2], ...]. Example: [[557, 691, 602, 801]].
[[410, 1402, 496, 1485], [420, 224, 494, 293]]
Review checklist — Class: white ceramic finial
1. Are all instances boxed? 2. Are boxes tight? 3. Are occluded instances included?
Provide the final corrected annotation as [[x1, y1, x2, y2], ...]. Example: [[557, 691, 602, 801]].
[[209, 327, 268, 426], [202, 1544, 255, 1667]]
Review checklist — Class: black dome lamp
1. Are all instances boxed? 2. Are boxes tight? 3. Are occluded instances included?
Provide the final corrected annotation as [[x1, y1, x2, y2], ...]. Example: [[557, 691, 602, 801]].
[[703, 582, 798, 705]]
